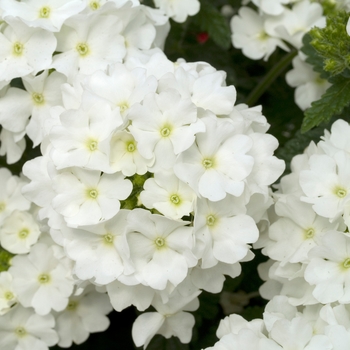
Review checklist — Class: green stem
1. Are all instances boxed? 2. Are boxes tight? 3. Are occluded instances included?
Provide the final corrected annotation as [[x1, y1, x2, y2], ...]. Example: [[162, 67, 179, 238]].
[[245, 49, 298, 107]]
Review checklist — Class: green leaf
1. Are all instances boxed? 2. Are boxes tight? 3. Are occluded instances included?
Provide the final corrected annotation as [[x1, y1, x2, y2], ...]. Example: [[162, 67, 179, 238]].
[[146, 335, 189, 350], [193, 0, 231, 50], [0, 246, 13, 272], [302, 76, 350, 133], [301, 33, 330, 80]]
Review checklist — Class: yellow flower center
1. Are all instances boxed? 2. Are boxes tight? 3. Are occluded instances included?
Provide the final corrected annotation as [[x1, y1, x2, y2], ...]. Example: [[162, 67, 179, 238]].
[[13, 42, 24, 56], [170, 194, 181, 205], [76, 43, 89, 56], [304, 228, 315, 239], [0, 202, 5, 212], [87, 189, 98, 199], [39, 6, 50, 18], [38, 273, 50, 284], [126, 142, 136, 153], [155, 237, 165, 248], [160, 126, 171, 138], [202, 158, 214, 169], [4, 291, 14, 300], [335, 187, 347, 198], [103, 233, 114, 245], [89, 1, 100, 10], [15, 327, 27, 338], [206, 214, 216, 226], [66, 300, 78, 310], [32, 92, 45, 105], [18, 229, 29, 239], [343, 258, 350, 269]]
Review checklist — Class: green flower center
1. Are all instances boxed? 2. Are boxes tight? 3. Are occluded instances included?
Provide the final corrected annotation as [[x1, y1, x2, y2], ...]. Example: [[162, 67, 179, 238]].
[[304, 228, 315, 239], [13, 42, 23, 56], [155, 237, 165, 248], [39, 6, 50, 18], [89, 1, 100, 10], [15, 327, 27, 338], [87, 189, 98, 199], [206, 215, 216, 226], [104, 233, 114, 245], [18, 229, 29, 239], [336, 187, 347, 198], [66, 300, 78, 310], [32, 92, 45, 105], [87, 140, 98, 151], [202, 158, 214, 169], [4, 291, 14, 300], [170, 194, 180, 205], [160, 127, 171, 137], [126, 142, 136, 153], [119, 102, 129, 113], [343, 258, 350, 269], [38, 273, 50, 284], [76, 43, 89, 56]]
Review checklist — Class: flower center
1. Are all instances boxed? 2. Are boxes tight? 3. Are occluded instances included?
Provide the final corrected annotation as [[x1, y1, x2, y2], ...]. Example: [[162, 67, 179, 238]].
[[0, 202, 5, 212], [39, 6, 50, 18], [206, 214, 216, 226], [15, 327, 27, 338], [66, 300, 78, 310], [170, 194, 181, 205], [103, 233, 114, 245], [160, 127, 171, 137], [32, 92, 45, 105], [202, 158, 214, 169], [336, 187, 347, 198], [126, 142, 136, 153], [76, 43, 89, 56], [87, 139, 98, 151], [18, 229, 29, 239], [118, 102, 129, 113], [155, 237, 165, 248], [343, 258, 350, 269], [89, 1, 100, 10], [4, 291, 14, 300], [38, 273, 50, 284], [87, 189, 98, 199], [13, 42, 24, 56], [304, 228, 315, 239]]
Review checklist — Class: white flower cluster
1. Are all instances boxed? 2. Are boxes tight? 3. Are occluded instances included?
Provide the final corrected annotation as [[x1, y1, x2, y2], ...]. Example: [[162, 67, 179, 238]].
[[230, 0, 339, 110], [205, 118, 350, 350], [0, 1, 286, 349]]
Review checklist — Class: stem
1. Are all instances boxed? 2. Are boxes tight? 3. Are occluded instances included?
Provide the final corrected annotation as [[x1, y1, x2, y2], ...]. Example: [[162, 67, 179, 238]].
[[245, 49, 298, 107]]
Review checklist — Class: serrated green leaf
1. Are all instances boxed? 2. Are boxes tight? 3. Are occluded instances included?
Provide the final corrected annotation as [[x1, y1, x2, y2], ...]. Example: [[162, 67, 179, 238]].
[[193, 0, 231, 50], [302, 76, 350, 133], [301, 34, 330, 80]]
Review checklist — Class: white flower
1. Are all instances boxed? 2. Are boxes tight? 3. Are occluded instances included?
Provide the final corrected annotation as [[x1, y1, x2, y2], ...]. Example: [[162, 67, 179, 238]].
[[0, 272, 16, 315], [251, 0, 289, 15], [49, 98, 122, 172], [63, 210, 130, 284], [0, 305, 58, 350], [174, 114, 254, 201], [0, 18, 57, 81], [140, 170, 196, 220], [51, 167, 132, 227], [9, 243, 74, 315], [231, 7, 289, 61], [132, 291, 200, 348], [126, 209, 197, 290], [0, 210, 41, 254], [52, 13, 126, 79], [286, 56, 331, 111], [128, 90, 204, 171], [194, 196, 258, 268], [305, 231, 350, 304], [55, 286, 113, 348], [153, 0, 200, 23]]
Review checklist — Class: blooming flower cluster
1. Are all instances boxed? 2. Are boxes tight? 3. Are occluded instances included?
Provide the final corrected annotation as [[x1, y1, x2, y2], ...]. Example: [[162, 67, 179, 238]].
[[0, 0, 285, 349], [205, 119, 350, 349], [230, 0, 338, 110]]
